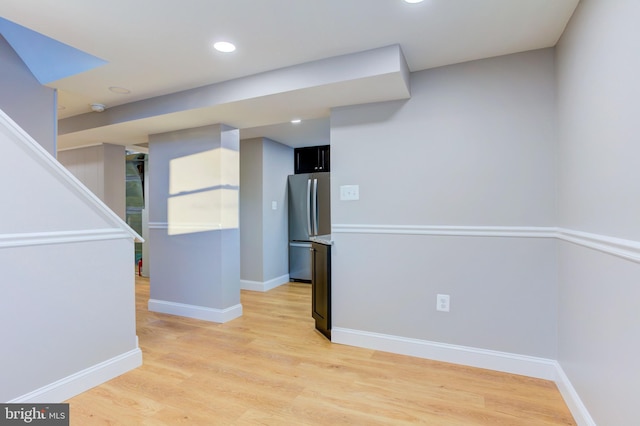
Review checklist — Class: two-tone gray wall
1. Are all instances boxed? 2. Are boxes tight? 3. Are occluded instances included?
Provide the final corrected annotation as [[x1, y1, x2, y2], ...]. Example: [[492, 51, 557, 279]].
[[330, 48, 559, 358], [556, 1, 640, 424], [0, 109, 140, 403], [1, 18, 138, 393], [239, 137, 292, 291], [0, 35, 56, 155]]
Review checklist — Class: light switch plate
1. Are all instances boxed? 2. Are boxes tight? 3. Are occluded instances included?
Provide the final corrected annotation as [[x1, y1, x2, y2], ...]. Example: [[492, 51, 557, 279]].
[[340, 185, 359, 200]]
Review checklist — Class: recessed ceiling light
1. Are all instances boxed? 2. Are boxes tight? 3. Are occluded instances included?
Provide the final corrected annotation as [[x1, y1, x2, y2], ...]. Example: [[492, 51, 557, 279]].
[[213, 41, 236, 53], [109, 86, 131, 94], [291, 119, 301, 124], [404, 0, 424, 3]]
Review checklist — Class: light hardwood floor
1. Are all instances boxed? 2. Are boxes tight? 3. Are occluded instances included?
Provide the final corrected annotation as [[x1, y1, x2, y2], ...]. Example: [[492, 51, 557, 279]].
[[67, 276, 576, 425]]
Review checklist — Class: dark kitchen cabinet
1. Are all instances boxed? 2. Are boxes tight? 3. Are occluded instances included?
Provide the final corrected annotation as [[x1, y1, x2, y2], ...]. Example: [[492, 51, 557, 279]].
[[311, 241, 331, 340], [294, 145, 330, 174]]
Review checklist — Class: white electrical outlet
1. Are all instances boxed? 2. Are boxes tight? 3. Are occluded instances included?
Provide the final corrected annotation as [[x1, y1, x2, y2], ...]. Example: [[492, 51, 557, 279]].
[[271, 201, 277, 210], [436, 294, 450, 312], [340, 185, 360, 200]]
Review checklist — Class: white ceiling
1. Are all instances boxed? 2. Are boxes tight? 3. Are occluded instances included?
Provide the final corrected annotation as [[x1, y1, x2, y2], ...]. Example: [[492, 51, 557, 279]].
[[0, 0, 579, 149]]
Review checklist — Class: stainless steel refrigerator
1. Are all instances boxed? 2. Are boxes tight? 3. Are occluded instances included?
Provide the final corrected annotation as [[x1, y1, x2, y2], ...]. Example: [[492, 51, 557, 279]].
[[288, 172, 331, 281]]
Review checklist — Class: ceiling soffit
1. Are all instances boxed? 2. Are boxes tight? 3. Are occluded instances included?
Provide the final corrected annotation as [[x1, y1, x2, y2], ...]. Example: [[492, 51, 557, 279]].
[[57, 45, 410, 147]]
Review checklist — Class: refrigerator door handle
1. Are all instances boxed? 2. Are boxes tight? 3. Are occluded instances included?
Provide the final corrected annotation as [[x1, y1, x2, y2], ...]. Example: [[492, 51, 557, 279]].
[[312, 178, 318, 236], [306, 178, 313, 236]]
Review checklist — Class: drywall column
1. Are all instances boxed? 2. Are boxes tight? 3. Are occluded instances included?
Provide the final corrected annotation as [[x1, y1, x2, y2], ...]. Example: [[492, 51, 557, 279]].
[[147, 124, 242, 322]]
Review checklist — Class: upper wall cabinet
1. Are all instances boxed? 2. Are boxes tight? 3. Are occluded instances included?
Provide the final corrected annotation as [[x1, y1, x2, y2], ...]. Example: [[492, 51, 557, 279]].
[[294, 145, 330, 174]]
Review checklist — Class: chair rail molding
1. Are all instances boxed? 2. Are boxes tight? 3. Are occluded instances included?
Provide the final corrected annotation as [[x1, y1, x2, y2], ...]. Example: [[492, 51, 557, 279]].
[[0, 228, 134, 249], [332, 224, 640, 263]]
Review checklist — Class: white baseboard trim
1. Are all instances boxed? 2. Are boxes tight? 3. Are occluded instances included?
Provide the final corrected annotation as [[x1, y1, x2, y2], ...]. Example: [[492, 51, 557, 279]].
[[8, 348, 142, 403], [332, 327, 557, 379], [148, 299, 243, 323], [241, 274, 290, 292], [332, 327, 595, 425], [553, 363, 597, 426]]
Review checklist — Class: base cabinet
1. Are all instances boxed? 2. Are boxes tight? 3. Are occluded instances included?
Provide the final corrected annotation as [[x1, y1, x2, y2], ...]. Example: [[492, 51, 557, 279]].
[[311, 242, 331, 340]]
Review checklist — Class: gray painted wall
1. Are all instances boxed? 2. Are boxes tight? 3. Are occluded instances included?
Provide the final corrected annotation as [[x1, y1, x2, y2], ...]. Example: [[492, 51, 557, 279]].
[[332, 49, 557, 227], [239, 138, 264, 281], [330, 48, 558, 358], [261, 138, 293, 280], [239, 137, 292, 285], [58, 144, 126, 220], [0, 35, 56, 155], [1, 137, 114, 236], [1, 239, 137, 401], [556, 1, 640, 424], [557, 0, 640, 241]]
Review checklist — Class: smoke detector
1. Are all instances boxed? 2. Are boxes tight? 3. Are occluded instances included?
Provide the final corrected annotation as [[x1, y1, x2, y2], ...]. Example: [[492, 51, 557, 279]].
[[90, 103, 106, 112]]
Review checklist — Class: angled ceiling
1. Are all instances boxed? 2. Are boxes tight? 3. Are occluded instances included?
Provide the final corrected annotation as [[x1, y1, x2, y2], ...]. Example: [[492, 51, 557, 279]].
[[0, 0, 579, 149], [0, 17, 106, 85]]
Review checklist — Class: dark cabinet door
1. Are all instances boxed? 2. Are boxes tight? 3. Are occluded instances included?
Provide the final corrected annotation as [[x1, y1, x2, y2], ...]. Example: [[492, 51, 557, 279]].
[[318, 145, 330, 172], [311, 242, 331, 339], [295, 145, 330, 174]]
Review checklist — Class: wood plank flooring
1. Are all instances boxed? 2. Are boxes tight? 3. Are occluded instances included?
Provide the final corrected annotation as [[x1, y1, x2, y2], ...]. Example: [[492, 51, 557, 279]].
[[67, 276, 576, 425]]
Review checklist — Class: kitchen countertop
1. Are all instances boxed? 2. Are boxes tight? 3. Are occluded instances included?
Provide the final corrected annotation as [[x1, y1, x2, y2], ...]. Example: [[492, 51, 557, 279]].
[[310, 234, 333, 245]]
